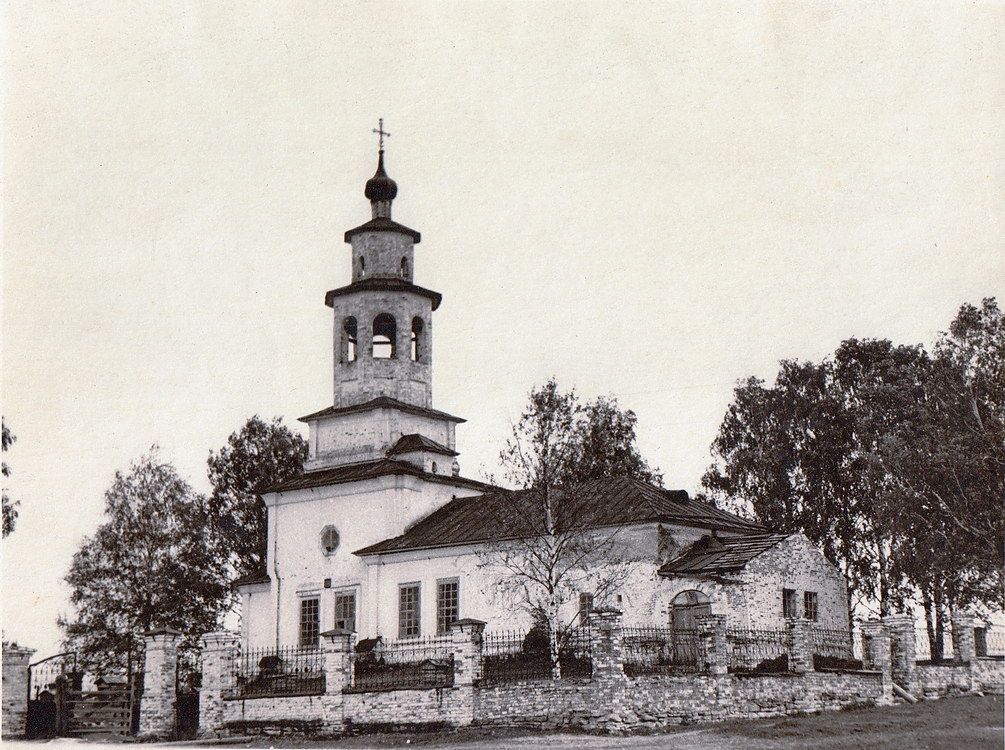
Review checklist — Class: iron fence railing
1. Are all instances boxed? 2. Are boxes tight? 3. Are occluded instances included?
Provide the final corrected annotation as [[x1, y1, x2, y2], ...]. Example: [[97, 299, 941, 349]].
[[351, 636, 454, 691], [481, 627, 593, 683], [230, 646, 324, 698], [726, 628, 790, 673], [810, 627, 854, 659], [622, 626, 707, 676]]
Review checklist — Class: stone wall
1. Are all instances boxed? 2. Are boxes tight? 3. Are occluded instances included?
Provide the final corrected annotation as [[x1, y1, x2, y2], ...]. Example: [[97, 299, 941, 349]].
[[472, 672, 883, 732], [914, 663, 975, 699], [2, 642, 35, 739], [973, 658, 1004, 694], [343, 687, 468, 729]]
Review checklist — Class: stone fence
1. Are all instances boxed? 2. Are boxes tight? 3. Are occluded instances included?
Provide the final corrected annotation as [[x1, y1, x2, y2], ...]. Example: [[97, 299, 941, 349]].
[[183, 612, 891, 737]]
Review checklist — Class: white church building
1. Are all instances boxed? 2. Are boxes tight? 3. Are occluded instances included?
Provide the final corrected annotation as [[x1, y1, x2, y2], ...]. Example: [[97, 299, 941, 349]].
[[235, 144, 850, 650]]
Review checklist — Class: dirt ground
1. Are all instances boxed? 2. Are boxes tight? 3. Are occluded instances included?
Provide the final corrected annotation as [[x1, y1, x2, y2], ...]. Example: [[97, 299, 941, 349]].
[[11, 694, 1004, 750]]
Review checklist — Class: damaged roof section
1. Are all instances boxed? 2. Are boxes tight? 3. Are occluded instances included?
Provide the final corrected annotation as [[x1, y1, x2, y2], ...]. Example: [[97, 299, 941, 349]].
[[658, 532, 790, 577], [387, 433, 458, 457], [355, 476, 764, 557], [260, 457, 492, 494]]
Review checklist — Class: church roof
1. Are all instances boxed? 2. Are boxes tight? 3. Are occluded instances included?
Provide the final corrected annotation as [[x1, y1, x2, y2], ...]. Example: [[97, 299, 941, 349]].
[[657, 532, 790, 577], [354, 476, 764, 557], [299, 396, 465, 424], [387, 433, 459, 457], [344, 216, 421, 243], [324, 277, 441, 310], [260, 457, 492, 494]]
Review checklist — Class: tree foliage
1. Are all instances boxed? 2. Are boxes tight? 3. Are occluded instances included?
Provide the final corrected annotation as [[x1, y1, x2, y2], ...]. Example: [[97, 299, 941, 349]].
[[60, 449, 228, 671], [2, 419, 17, 538], [480, 378, 660, 675], [206, 416, 308, 581], [702, 298, 1004, 656]]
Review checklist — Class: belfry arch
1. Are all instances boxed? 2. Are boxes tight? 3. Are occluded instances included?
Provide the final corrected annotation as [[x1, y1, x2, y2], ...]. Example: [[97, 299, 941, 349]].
[[372, 313, 397, 359]]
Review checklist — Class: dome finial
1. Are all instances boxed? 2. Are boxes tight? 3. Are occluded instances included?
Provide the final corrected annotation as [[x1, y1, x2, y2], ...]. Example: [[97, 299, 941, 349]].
[[365, 118, 398, 212]]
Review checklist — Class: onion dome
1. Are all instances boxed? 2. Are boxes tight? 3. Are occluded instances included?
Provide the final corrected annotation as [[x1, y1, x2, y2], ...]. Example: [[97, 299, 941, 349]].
[[364, 150, 398, 202]]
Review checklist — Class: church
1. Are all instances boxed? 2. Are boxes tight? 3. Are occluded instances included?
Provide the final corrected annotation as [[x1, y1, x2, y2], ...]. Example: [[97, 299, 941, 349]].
[[235, 137, 849, 650]]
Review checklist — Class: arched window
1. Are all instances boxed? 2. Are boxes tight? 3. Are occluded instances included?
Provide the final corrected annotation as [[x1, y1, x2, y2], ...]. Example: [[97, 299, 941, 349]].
[[358, 256, 366, 276], [410, 317, 424, 361], [372, 313, 396, 359], [670, 590, 711, 630], [400, 256, 409, 278], [342, 317, 357, 363]]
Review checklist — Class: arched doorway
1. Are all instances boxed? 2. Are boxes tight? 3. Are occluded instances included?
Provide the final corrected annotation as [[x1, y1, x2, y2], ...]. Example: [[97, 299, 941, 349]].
[[670, 590, 711, 630]]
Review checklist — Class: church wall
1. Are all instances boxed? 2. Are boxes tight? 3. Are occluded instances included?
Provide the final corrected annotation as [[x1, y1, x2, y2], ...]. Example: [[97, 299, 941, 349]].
[[741, 534, 849, 631], [309, 409, 453, 468], [253, 476, 481, 649]]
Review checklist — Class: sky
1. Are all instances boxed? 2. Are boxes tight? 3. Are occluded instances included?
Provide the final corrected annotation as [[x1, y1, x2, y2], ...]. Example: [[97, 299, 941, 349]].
[[2, 1, 1002, 657]]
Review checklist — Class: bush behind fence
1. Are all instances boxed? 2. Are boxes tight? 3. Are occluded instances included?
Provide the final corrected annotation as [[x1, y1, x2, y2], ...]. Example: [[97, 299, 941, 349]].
[[229, 645, 324, 698], [482, 627, 592, 683], [351, 635, 454, 691]]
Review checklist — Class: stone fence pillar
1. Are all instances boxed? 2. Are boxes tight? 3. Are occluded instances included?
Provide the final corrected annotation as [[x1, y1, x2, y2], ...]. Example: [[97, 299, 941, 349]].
[[448, 618, 486, 727], [139, 628, 181, 738], [883, 614, 917, 694], [697, 614, 729, 675], [951, 613, 977, 664], [197, 631, 240, 738], [787, 618, 814, 674], [588, 609, 630, 734], [320, 629, 355, 731], [859, 620, 893, 705], [2, 641, 36, 739]]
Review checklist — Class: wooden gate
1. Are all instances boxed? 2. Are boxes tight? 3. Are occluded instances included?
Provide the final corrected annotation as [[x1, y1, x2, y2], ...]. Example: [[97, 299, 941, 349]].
[[60, 683, 133, 737]]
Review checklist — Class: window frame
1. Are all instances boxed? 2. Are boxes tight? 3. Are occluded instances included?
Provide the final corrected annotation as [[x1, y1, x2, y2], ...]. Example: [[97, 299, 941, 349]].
[[579, 592, 595, 626], [334, 590, 357, 633], [320, 525, 340, 556], [782, 588, 798, 619], [398, 582, 421, 639], [436, 577, 460, 635], [803, 591, 818, 622], [299, 597, 320, 648]]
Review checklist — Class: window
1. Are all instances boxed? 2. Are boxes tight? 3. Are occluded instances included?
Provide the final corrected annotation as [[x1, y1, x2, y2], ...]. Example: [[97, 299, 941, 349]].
[[782, 588, 798, 619], [437, 579, 459, 634], [372, 313, 396, 359], [410, 317, 424, 361], [300, 598, 320, 647], [803, 591, 818, 621], [400, 256, 409, 278], [358, 256, 366, 275], [431, 461, 438, 473], [342, 317, 357, 363], [334, 592, 357, 632], [321, 525, 340, 556], [578, 593, 594, 626], [398, 583, 420, 638]]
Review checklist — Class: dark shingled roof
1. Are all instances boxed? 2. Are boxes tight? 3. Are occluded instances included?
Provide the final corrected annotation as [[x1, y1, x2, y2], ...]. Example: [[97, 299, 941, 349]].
[[299, 396, 465, 424], [261, 457, 492, 494], [355, 476, 764, 556], [233, 572, 271, 589], [344, 216, 421, 243], [387, 433, 458, 457], [657, 532, 790, 577], [325, 277, 441, 310]]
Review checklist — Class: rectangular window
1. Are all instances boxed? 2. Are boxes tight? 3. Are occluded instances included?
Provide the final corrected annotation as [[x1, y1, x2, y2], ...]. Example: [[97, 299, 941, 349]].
[[782, 588, 798, 619], [398, 583, 420, 639], [579, 593, 594, 626], [803, 591, 818, 621], [299, 597, 320, 647], [436, 578, 460, 635], [334, 592, 357, 632]]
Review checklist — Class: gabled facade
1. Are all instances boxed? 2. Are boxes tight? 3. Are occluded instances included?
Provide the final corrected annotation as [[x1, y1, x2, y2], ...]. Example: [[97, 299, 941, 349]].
[[238, 145, 849, 650]]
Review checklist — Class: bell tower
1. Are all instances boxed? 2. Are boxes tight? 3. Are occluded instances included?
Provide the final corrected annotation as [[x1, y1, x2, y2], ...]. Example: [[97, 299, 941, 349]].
[[298, 123, 465, 472], [325, 134, 440, 409]]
